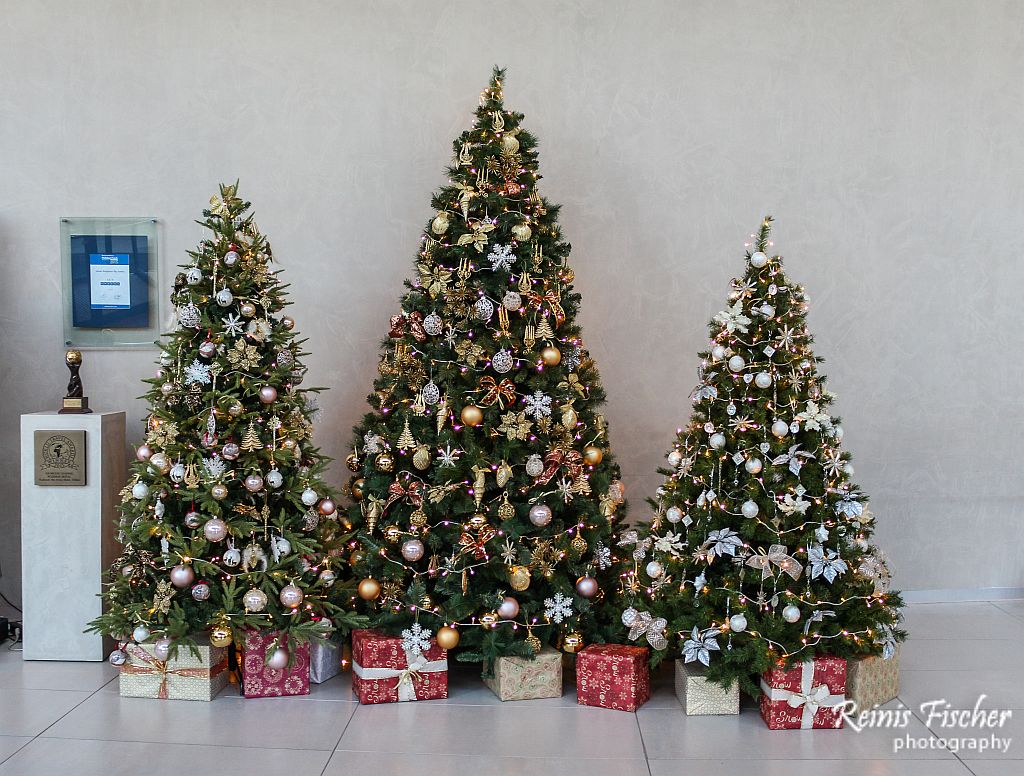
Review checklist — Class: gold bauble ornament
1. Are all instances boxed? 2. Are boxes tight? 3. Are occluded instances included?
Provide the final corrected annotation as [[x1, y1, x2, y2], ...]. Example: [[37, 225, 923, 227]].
[[571, 534, 588, 554], [525, 633, 542, 654], [460, 404, 484, 427], [468, 514, 489, 532], [351, 477, 365, 500], [480, 612, 499, 626], [583, 446, 604, 466], [345, 452, 361, 472], [497, 499, 515, 521], [540, 345, 561, 366], [349, 550, 366, 567], [409, 509, 428, 528], [557, 266, 575, 283], [562, 631, 584, 654], [436, 625, 460, 650], [210, 483, 228, 500], [431, 212, 450, 235], [509, 565, 531, 591], [357, 578, 382, 600], [561, 405, 578, 429], [375, 452, 395, 472], [511, 223, 532, 242], [210, 625, 233, 648], [228, 401, 244, 418], [281, 316, 296, 330], [501, 133, 520, 153], [384, 525, 403, 543], [412, 445, 431, 470], [281, 437, 297, 450]]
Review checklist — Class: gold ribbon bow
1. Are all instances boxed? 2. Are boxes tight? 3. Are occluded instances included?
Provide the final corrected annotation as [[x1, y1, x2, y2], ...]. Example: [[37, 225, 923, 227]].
[[533, 449, 585, 487], [122, 644, 229, 699], [458, 525, 496, 560], [558, 374, 588, 398], [456, 221, 495, 252], [524, 288, 566, 327], [745, 544, 803, 581], [477, 376, 516, 408]]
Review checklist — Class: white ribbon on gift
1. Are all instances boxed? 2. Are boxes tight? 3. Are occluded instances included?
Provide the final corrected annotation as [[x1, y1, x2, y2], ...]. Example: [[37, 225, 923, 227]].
[[352, 651, 448, 702], [760, 660, 844, 728]]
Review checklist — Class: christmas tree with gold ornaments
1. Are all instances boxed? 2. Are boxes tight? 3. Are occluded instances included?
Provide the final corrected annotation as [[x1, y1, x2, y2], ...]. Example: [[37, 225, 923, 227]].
[[615, 217, 904, 695], [89, 183, 363, 662], [342, 69, 628, 662]]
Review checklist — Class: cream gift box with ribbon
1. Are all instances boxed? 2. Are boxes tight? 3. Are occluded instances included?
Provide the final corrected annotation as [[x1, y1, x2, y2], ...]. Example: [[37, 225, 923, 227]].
[[847, 645, 901, 711], [675, 660, 739, 715], [759, 656, 846, 729], [119, 639, 229, 701], [351, 629, 448, 704]]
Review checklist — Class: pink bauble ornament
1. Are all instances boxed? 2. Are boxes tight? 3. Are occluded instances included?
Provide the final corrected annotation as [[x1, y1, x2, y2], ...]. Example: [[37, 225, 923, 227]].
[[575, 576, 599, 598], [203, 518, 228, 542], [136, 444, 153, 461], [184, 510, 202, 529], [497, 596, 520, 619], [529, 503, 552, 527], [318, 498, 336, 516], [279, 584, 304, 608], [259, 385, 278, 404], [169, 564, 195, 588], [244, 473, 264, 492], [266, 647, 289, 670], [153, 637, 172, 660], [401, 539, 425, 562], [191, 582, 211, 601], [222, 442, 240, 460], [199, 340, 217, 358]]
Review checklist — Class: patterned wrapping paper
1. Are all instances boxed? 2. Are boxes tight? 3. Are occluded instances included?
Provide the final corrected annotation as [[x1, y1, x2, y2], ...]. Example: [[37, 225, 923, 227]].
[[846, 646, 900, 711], [351, 629, 448, 704], [760, 656, 846, 729], [483, 646, 563, 701], [674, 660, 739, 715], [119, 640, 228, 701], [240, 630, 311, 698], [576, 644, 650, 712], [310, 639, 342, 684]]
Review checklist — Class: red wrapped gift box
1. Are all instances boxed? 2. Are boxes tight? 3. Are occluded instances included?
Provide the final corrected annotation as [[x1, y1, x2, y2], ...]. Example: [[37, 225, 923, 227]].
[[351, 629, 448, 704], [576, 644, 650, 711], [240, 629, 310, 698], [760, 656, 847, 729]]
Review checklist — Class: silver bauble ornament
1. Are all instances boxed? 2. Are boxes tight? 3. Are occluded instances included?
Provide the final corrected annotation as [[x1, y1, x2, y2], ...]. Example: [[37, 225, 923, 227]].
[[401, 539, 425, 562], [782, 604, 801, 623], [709, 433, 727, 449], [319, 569, 337, 586], [185, 267, 202, 285], [646, 560, 664, 579], [750, 251, 768, 268], [266, 469, 283, 489], [243, 588, 268, 613], [744, 458, 763, 474], [491, 349, 513, 374], [666, 506, 684, 523], [266, 647, 289, 670], [223, 250, 240, 265], [728, 355, 746, 373], [502, 291, 522, 310], [191, 582, 211, 601], [423, 312, 443, 336], [170, 564, 195, 588], [301, 488, 318, 506], [575, 576, 599, 598], [215, 288, 233, 307], [421, 381, 440, 405], [667, 450, 683, 467], [771, 420, 790, 438], [132, 625, 151, 643], [741, 500, 759, 518], [170, 462, 185, 483], [108, 649, 127, 666], [259, 385, 278, 404], [153, 637, 172, 660], [525, 454, 544, 478], [244, 473, 264, 493], [474, 296, 494, 321], [711, 345, 727, 361], [755, 372, 772, 389], [528, 503, 552, 527], [131, 481, 149, 500], [279, 584, 304, 608], [203, 518, 228, 542], [729, 613, 748, 632]]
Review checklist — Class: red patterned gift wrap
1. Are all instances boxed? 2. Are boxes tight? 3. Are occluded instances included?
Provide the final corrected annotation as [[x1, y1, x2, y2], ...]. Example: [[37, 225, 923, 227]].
[[351, 629, 448, 704], [576, 644, 650, 711], [760, 656, 847, 729], [240, 629, 311, 698]]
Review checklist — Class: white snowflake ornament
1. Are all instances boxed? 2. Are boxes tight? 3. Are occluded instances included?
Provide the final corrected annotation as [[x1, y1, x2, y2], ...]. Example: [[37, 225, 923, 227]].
[[523, 391, 552, 418], [487, 243, 516, 272], [184, 359, 212, 386], [400, 623, 433, 657], [543, 591, 574, 624]]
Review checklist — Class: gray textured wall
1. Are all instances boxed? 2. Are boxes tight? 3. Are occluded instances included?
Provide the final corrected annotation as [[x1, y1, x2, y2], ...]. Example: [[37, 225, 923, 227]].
[[2, 0, 1021, 605]]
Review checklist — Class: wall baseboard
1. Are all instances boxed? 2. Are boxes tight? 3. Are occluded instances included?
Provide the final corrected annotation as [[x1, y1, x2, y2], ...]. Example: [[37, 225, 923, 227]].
[[902, 587, 1024, 604]]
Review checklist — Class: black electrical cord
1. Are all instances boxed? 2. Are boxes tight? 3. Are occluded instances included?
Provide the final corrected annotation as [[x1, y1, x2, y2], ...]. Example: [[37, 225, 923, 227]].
[[0, 589, 21, 613]]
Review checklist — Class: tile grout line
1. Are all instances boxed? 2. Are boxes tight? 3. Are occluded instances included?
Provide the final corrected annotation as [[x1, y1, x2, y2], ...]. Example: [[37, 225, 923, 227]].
[[319, 697, 361, 776], [633, 709, 654, 776]]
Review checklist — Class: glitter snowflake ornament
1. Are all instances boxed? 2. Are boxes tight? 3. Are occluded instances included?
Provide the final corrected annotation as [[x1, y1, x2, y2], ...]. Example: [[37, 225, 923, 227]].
[[183, 359, 212, 385], [523, 390, 552, 418], [474, 296, 494, 321], [487, 243, 516, 272], [543, 591, 574, 623], [400, 622, 433, 657]]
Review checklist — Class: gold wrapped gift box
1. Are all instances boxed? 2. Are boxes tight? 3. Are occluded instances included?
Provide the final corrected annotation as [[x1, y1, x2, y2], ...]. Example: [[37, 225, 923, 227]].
[[846, 645, 900, 711], [119, 639, 229, 701], [675, 660, 739, 715], [483, 646, 563, 701]]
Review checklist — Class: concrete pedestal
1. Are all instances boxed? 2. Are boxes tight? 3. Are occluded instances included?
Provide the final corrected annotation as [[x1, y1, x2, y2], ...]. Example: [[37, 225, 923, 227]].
[[20, 411, 125, 660]]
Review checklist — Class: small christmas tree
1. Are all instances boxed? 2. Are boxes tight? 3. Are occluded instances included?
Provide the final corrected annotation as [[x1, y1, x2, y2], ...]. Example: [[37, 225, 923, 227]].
[[343, 69, 627, 662], [89, 183, 361, 660], [617, 217, 903, 694]]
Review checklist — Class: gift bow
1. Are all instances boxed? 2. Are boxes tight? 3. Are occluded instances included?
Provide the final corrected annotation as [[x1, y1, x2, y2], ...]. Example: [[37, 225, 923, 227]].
[[626, 609, 668, 650], [618, 529, 653, 561], [477, 376, 516, 408], [534, 449, 584, 487], [524, 288, 566, 326], [802, 610, 837, 636], [389, 312, 427, 342], [383, 480, 424, 513], [745, 544, 803, 581], [759, 661, 844, 729], [352, 650, 448, 702], [458, 526, 496, 559], [122, 643, 228, 699]]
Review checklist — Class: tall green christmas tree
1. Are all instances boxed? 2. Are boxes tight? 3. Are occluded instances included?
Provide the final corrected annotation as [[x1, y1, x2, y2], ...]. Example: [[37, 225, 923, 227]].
[[90, 183, 360, 660], [616, 217, 903, 694], [343, 69, 627, 662]]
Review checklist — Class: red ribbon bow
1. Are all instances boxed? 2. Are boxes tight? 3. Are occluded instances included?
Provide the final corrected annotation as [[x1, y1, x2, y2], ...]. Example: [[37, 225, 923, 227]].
[[477, 376, 517, 408], [383, 479, 424, 512], [458, 526, 496, 559], [389, 312, 426, 342], [524, 289, 566, 327], [534, 449, 584, 487]]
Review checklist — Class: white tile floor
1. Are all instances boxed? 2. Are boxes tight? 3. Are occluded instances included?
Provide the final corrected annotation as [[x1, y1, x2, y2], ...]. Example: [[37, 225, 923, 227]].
[[0, 600, 1021, 775]]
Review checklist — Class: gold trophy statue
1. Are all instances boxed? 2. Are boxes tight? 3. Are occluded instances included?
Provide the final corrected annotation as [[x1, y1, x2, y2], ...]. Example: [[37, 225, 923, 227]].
[[58, 349, 92, 414]]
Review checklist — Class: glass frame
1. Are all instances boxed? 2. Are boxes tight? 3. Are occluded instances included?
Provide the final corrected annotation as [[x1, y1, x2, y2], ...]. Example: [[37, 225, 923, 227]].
[[60, 216, 162, 349]]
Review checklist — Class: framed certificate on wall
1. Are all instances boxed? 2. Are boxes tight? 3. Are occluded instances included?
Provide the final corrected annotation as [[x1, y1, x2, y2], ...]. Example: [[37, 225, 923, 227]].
[[60, 217, 161, 348]]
